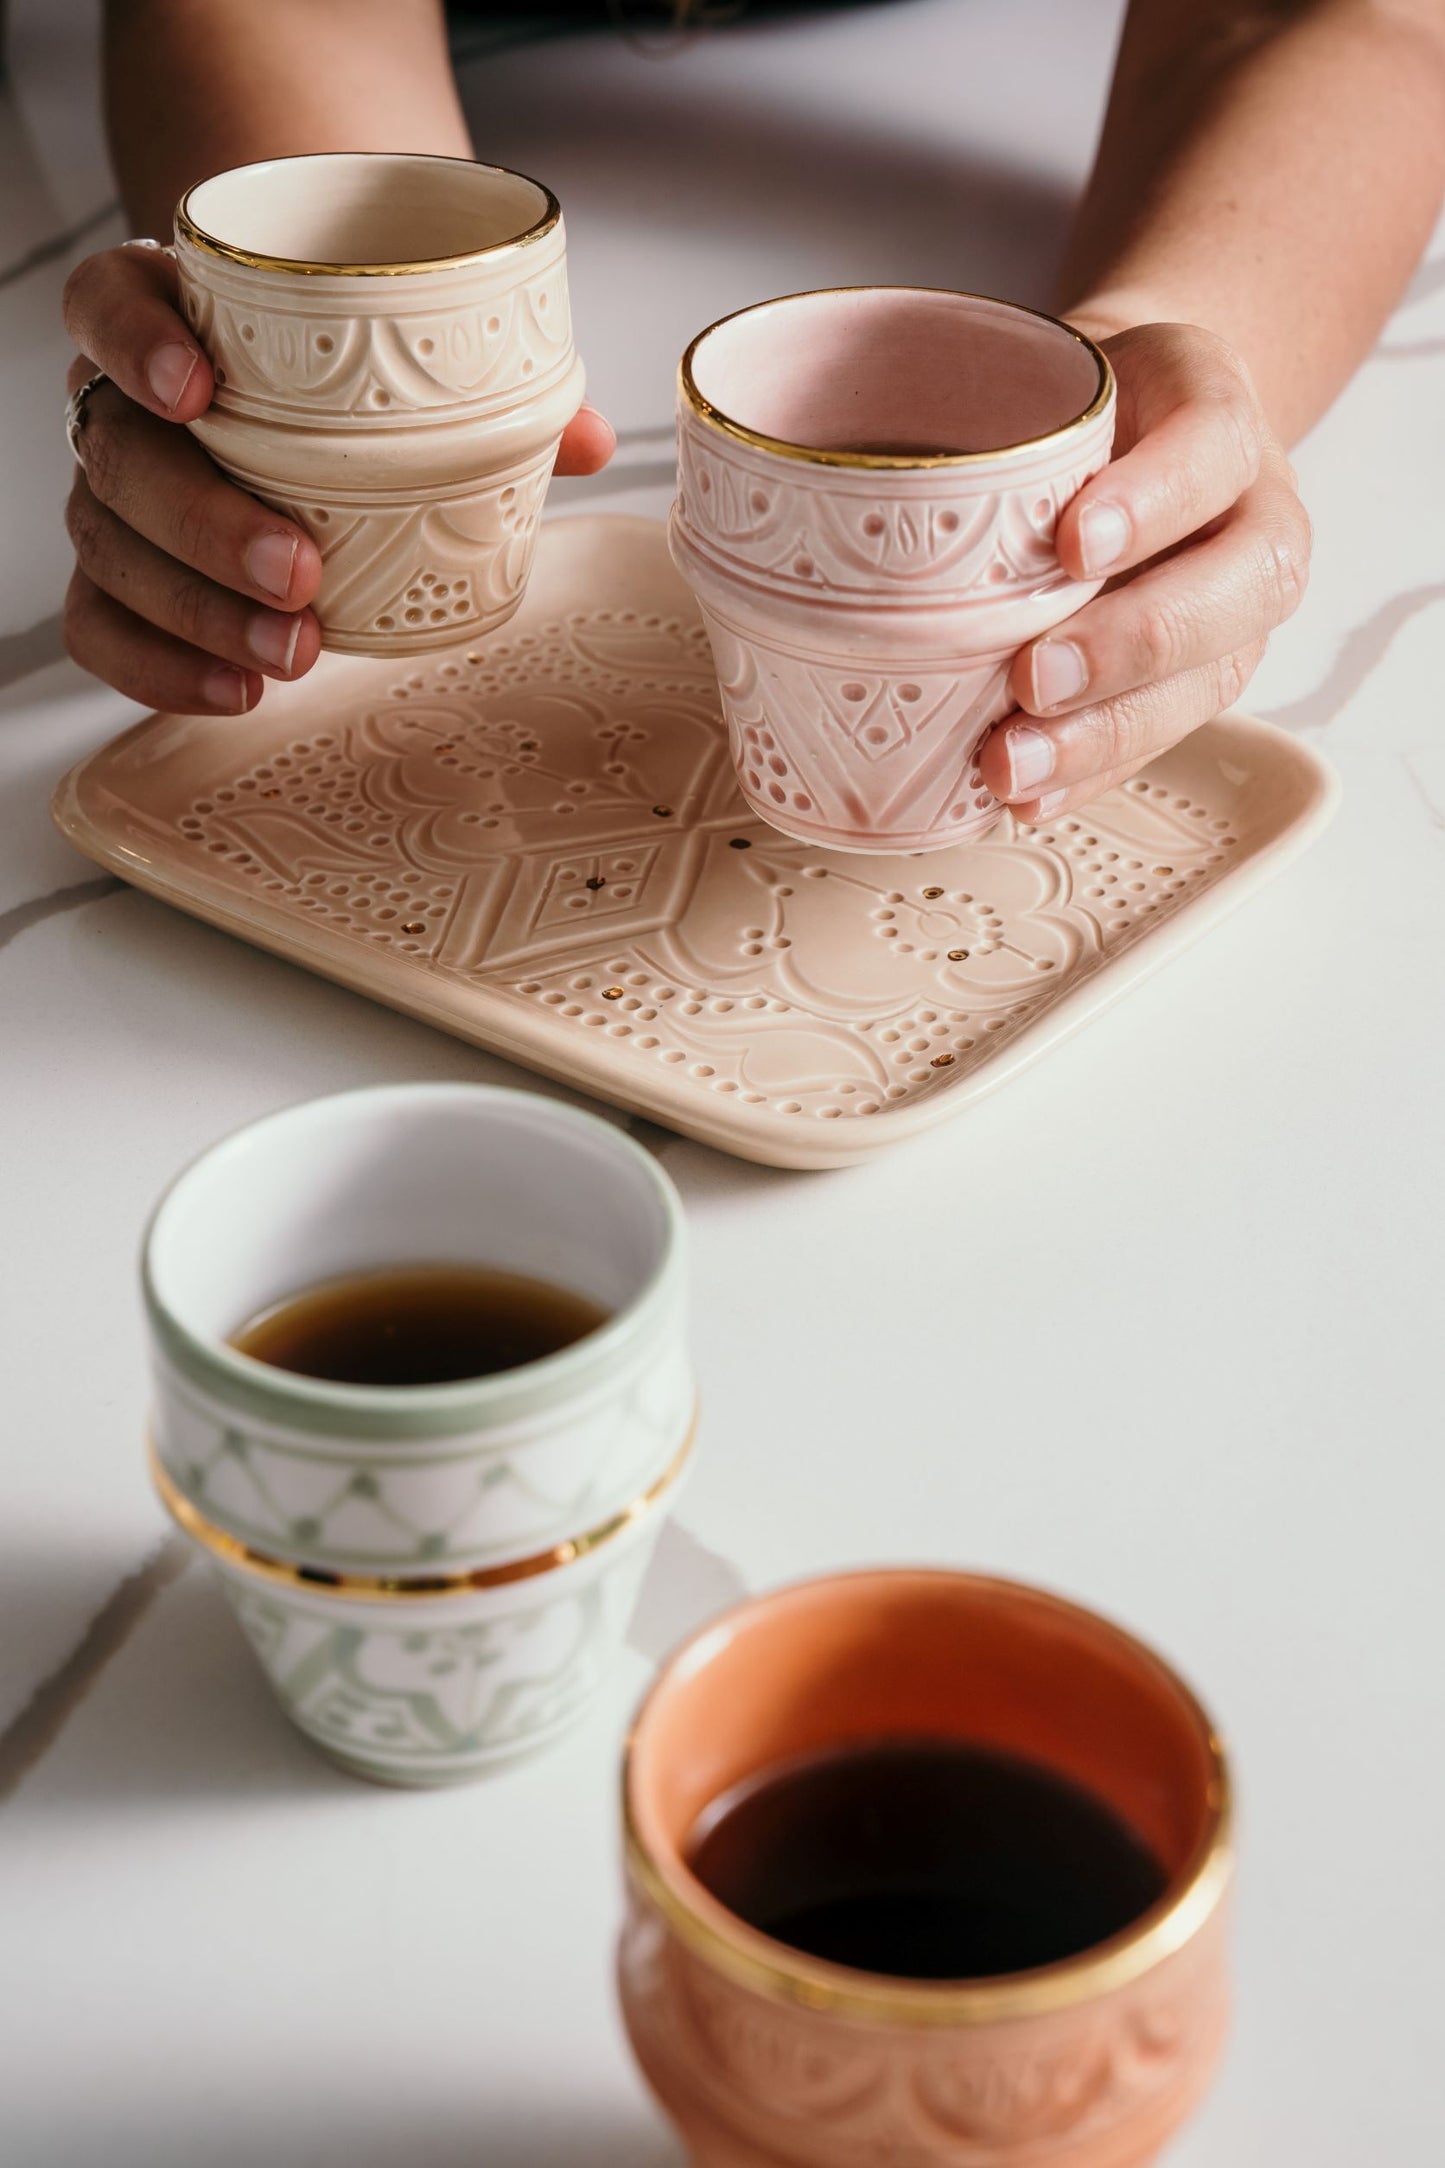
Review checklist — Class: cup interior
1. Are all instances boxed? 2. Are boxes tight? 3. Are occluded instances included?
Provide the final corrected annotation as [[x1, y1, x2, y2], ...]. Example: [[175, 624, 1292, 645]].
[[630, 1572, 1223, 1930], [686, 289, 1103, 458], [146, 1086, 673, 1361], [181, 154, 551, 268]]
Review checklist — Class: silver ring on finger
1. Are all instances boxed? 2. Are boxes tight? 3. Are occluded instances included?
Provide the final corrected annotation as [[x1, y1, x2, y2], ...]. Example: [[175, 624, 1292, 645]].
[[121, 236, 177, 260], [65, 370, 110, 463]]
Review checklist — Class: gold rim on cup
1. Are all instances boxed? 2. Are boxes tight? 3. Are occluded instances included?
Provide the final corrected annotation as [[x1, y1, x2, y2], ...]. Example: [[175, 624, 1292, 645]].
[[621, 1568, 1232, 2027], [175, 152, 563, 278], [150, 1407, 695, 1597], [678, 286, 1115, 472]]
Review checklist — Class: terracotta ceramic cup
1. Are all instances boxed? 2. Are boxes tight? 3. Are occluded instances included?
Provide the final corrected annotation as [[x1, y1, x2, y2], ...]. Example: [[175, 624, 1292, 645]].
[[620, 1570, 1232, 2168], [143, 1083, 693, 1784], [669, 289, 1115, 854], [173, 152, 585, 656]]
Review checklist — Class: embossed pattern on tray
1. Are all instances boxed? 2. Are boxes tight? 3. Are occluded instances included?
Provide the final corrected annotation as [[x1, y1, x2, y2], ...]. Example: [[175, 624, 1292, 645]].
[[54, 516, 1337, 1169]]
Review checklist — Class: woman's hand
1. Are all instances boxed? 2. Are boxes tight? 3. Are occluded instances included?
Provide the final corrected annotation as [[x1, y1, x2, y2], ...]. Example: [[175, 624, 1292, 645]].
[[977, 319, 1311, 821], [61, 242, 616, 715]]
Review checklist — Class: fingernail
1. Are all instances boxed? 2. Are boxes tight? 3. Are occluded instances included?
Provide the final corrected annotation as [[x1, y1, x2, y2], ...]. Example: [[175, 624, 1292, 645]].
[[246, 531, 298, 602], [202, 665, 248, 713], [246, 609, 301, 673], [146, 342, 199, 413], [1029, 638, 1086, 711], [1078, 501, 1129, 576], [583, 401, 617, 449], [1002, 723, 1055, 798], [1032, 789, 1068, 820]]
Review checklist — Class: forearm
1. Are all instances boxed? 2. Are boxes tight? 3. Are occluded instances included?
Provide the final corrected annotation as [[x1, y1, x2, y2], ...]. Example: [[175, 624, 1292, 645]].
[[103, 0, 473, 237], [1061, 0, 1445, 441]]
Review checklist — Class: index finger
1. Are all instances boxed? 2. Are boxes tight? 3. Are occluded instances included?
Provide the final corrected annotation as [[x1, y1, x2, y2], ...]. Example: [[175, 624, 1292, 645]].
[[62, 244, 214, 424]]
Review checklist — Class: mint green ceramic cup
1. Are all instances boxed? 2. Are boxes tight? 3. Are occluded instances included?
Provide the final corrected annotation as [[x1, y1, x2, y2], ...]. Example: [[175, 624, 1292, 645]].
[[143, 1084, 693, 1783]]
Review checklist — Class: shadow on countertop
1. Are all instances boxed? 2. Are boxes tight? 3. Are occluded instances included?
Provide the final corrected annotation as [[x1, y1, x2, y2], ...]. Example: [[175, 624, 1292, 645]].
[[457, 26, 1077, 320], [0, 1550, 357, 1811], [435, 2120, 682, 2168], [127, 2118, 682, 2168], [0, 1514, 748, 1813], [11, 2091, 685, 2168]]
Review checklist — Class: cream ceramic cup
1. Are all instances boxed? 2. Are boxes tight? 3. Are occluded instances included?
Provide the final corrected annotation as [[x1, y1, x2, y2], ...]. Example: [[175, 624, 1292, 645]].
[[143, 1084, 693, 1784], [670, 289, 1115, 854], [174, 152, 585, 656]]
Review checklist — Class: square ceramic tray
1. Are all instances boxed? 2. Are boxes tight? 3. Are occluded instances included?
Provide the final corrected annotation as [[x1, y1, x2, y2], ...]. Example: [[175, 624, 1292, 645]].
[[54, 514, 1337, 1170]]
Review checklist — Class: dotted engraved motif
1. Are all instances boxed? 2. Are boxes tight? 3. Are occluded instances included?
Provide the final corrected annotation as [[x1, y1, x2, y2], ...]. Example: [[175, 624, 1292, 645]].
[[672, 400, 1114, 852], [160, 604, 1240, 1129], [676, 416, 1107, 604], [179, 243, 575, 422], [620, 1897, 1227, 2168], [262, 455, 554, 650], [175, 228, 580, 655], [702, 612, 1012, 850], [59, 519, 1308, 1165]]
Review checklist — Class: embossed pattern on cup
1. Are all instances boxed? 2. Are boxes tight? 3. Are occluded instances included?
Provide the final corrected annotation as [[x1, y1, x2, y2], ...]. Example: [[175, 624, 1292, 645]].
[[174, 153, 585, 655], [54, 517, 1339, 1169], [190, 1466, 677, 1787], [142, 1083, 692, 1782], [144, 1084, 692, 1577], [670, 290, 1115, 854], [151, 1328, 693, 1577], [620, 1571, 1232, 2168]]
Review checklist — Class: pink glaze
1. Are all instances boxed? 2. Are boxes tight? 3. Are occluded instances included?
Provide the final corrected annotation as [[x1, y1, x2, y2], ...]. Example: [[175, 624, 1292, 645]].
[[670, 290, 1114, 854]]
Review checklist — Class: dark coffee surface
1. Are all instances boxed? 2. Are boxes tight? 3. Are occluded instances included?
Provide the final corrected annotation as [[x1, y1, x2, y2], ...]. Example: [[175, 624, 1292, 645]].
[[687, 1738, 1168, 1980], [232, 1265, 608, 1386], [817, 436, 983, 456]]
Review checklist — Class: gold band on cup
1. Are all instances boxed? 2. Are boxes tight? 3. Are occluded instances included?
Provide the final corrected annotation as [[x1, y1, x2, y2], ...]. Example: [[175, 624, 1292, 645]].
[[175, 153, 562, 278], [622, 1572, 1233, 2029], [150, 1408, 695, 1598], [678, 285, 1115, 471], [623, 1807, 1232, 2027]]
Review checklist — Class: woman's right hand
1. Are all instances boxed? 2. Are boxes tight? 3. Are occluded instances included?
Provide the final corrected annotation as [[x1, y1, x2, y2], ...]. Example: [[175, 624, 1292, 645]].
[[61, 242, 326, 715], [61, 242, 618, 716]]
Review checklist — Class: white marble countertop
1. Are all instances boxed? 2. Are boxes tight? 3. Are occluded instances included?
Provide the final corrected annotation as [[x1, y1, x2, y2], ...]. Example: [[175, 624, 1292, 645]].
[[1, 3, 1442, 2162]]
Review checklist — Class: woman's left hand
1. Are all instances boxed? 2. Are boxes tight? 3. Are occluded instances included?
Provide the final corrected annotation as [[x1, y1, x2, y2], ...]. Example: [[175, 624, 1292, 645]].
[[976, 319, 1311, 821]]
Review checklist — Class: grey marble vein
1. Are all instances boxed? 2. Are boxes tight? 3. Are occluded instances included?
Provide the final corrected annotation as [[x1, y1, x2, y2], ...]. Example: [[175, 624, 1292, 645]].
[[626, 1518, 749, 1666], [1375, 336, 1445, 362], [0, 1535, 191, 1804], [0, 876, 122, 958], [1404, 254, 1445, 307], [0, 199, 118, 293], [1261, 582, 1445, 732], [1402, 752, 1444, 829], [0, 611, 66, 694]]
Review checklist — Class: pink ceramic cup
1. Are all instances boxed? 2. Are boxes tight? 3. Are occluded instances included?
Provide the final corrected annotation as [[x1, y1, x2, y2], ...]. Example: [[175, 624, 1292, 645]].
[[620, 1570, 1232, 2168], [669, 289, 1115, 854]]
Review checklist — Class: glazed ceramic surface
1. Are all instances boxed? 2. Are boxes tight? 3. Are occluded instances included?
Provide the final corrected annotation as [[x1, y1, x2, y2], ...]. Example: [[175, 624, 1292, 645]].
[[8, 5, 1445, 2158], [164, 1459, 680, 1787], [174, 153, 585, 655], [54, 516, 1338, 1171], [141, 1084, 692, 1576], [670, 289, 1114, 853], [620, 1571, 1232, 2168]]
